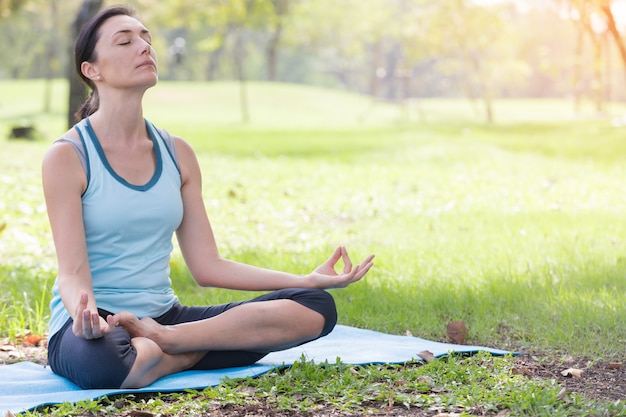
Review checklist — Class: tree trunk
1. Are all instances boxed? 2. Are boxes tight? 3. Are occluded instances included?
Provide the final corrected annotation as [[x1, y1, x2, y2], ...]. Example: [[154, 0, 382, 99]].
[[590, 28, 604, 113], [600, 3, 626, 92], [266, 22, 282, 81], [206, 46, 224, 81], [233, 27, 249, 124], [601, 4, 626, 66], [67, 0, 102, 128], [465, 50, 493, 124], [573, 19, 584, 113], [44, 0, 59, 113], [266, 0, 288, 81], [369, 40, 383, 98]]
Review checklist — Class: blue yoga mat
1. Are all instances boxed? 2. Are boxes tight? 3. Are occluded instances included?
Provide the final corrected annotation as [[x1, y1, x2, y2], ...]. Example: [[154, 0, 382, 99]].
[[0, 325, 513, 415]]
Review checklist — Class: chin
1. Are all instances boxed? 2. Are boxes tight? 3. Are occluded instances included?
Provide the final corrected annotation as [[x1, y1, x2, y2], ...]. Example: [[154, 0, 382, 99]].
[[142, 76, 158, 88]]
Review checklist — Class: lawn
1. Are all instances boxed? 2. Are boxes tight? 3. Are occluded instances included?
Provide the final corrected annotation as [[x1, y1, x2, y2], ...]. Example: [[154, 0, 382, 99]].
[[0, 79, 624, 416]]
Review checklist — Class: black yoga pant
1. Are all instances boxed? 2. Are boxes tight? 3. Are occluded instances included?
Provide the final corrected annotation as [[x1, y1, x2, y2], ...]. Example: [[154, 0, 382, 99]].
[[47, 288, 337, 389]]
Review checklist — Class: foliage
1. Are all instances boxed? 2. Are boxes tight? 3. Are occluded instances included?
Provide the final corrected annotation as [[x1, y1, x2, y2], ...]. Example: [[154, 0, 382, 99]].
[[0, 0, 79, 78], [415, 0, 527, 121], [0, 0, 29, 18], [2, 0, 623, 104]]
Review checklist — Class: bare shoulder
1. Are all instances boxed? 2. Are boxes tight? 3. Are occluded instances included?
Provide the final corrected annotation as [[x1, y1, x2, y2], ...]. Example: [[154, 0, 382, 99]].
[[42, 130, 86, 189], [171, 135, 195, 156], [43, 134, 81, 168], [172, 136, 200, 167], [170, 135, 201, 185]]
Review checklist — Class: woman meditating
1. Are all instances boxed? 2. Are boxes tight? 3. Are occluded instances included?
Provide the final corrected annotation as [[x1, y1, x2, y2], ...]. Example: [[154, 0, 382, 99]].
[[42, 5, 374, 389]]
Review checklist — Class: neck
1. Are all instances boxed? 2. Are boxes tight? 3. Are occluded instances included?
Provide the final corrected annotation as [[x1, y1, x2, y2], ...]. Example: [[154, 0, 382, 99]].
[[87, 90, 148, 145]]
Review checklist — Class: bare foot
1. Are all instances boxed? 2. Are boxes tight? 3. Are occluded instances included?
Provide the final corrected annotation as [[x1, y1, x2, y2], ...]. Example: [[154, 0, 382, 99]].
[[112, 312, 174, 352]]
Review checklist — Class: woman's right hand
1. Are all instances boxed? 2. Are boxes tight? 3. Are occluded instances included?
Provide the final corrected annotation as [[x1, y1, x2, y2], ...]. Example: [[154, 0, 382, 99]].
[[72, 291, 115, 339]]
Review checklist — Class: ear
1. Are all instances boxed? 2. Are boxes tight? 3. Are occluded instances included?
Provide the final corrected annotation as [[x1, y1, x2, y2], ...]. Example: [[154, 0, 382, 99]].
[[81, 61, 100, 81]]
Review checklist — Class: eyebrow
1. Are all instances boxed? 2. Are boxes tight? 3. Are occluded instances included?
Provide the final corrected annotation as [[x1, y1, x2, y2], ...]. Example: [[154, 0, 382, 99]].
[[112, 28, 151, 38]]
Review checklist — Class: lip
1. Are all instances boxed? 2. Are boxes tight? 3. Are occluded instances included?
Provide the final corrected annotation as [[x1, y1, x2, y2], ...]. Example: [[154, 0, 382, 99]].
[[136, 60, 156, 69]]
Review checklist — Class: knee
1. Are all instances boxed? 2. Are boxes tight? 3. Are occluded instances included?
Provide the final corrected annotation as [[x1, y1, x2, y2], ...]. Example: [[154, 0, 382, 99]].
[[49, 327, 136, 389], [294, 288, 337, 337], [317, 290, 338, 336]]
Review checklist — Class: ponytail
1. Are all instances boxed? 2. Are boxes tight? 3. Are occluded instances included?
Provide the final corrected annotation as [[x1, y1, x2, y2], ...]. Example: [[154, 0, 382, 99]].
[[74, 89, 100, 122]]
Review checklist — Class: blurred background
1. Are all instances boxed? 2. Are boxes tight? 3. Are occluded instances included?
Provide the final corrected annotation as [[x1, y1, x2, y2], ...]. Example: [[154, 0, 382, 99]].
[[2, 0, 626, 126]]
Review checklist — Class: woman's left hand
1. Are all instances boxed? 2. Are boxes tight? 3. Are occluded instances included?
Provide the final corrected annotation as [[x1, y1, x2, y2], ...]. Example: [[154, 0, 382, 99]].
[[308, 246, 375, 289]]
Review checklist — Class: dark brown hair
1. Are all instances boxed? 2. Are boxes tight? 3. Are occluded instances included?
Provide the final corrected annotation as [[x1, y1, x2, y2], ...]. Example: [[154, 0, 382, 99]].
[[74, 5, 136, 121]]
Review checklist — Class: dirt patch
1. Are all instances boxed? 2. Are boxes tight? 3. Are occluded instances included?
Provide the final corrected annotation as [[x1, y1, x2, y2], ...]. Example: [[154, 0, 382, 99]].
[[0, 338, 48, 366], [512, 354, 625, 402]]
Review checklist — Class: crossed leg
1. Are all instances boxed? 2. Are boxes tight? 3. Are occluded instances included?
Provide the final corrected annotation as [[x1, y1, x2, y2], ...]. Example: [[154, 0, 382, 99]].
[[118, 299, 326, 387], [120, 299, 325, 354]]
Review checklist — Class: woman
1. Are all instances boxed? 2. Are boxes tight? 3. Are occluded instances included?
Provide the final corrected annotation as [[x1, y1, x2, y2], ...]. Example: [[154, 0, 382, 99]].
[[42, 5, 374, 390]]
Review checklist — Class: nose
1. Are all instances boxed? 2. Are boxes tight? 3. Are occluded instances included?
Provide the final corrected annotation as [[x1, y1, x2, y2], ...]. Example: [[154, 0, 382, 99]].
[[139, 39, 151, 55]]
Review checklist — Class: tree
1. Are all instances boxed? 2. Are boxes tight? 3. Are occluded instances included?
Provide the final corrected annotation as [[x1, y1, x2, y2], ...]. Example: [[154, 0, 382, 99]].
[[564, 0, 626, 111], [0, 6, 42, 77], [394, 0, 529, 123], [150, 0, 284, 123], [266, 0, 290, 81], [43, 0, 60, 113], [0, 0, 29, 18], [286, 0, 395, 93]]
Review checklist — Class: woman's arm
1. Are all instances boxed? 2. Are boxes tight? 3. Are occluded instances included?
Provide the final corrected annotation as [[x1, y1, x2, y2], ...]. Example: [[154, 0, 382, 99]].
[[173, 137, 374, 290], [42, 140, 110, 338]]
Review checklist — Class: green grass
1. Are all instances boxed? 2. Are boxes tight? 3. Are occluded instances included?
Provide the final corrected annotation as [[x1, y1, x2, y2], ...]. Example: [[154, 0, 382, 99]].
[[22, 355, 625, 416], [1, 79, 625, 416]]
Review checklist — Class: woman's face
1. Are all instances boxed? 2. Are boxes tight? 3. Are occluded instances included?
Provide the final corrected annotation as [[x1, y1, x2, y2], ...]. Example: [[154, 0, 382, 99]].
[[83, 14, 158, 90]]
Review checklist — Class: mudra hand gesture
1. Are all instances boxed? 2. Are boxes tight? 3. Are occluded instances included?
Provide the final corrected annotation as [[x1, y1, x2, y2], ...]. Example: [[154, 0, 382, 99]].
[[309, 246, 375, 289]]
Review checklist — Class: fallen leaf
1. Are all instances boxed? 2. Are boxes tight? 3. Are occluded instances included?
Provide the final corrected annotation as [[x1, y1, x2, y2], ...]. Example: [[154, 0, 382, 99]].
[[560, 368, 584, 378], [608, 362, 623, 370], [0, 345, 17, 352], [446, 321, 468, 344], [417, 350, 435, 362], [557, 387, 568, 401], [22, 335, 42, 346], [405, 329, 413, 337]]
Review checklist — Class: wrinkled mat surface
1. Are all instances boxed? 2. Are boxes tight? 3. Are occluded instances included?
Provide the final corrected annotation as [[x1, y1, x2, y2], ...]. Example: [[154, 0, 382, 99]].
[[0, 325, 514, 415]]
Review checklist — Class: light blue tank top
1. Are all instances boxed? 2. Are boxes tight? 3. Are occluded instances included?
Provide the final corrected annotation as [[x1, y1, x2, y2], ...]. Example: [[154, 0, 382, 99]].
[[48, 118, 183, 337]]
